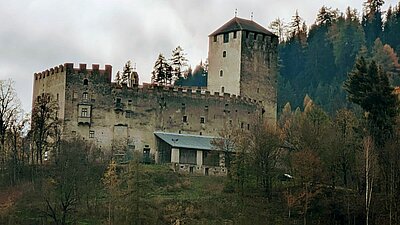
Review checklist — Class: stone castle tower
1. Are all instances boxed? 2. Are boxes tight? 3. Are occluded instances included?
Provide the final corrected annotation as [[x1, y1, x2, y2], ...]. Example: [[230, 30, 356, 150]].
[[207, 17, 278, 123]]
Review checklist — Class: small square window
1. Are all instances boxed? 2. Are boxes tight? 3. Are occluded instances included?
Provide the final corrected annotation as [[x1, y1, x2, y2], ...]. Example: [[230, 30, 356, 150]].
[[128, 100, 132, 105], [204, 105, 209, 111], [89, 130, 95, 138], [116, 98, 121, 104], [200, 117, 205, 124], [183, 115, 188, 123]]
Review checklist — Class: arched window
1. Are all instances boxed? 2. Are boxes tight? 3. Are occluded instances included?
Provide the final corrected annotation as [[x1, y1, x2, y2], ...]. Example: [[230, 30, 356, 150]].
[[221, 86, 225, 93], [223, 51, 226, 58], [83, 79, 88, 85]]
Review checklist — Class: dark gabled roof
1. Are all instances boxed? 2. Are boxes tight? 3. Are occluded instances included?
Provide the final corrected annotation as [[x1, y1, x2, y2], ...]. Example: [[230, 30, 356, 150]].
[[209, 17, 276, 37], [154, 132, 219, 151]]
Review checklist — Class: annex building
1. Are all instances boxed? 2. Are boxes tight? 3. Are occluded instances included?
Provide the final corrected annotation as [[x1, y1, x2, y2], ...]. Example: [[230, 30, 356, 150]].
[[32, 17, 278, 175]]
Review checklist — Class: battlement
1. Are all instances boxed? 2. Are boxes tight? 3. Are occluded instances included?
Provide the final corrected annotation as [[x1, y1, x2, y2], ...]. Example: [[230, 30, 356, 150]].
[[34, 63, 112, 81], [113, 84, 263, 107]]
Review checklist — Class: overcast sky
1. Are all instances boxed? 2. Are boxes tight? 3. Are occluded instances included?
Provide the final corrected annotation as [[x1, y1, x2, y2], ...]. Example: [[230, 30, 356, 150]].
[[0, 0, 398, 112]]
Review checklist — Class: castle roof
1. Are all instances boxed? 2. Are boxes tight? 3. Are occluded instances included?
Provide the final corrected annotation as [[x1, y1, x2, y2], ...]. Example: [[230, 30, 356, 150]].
[[209, 17, 276, 37], [154, 132, 218, 151]]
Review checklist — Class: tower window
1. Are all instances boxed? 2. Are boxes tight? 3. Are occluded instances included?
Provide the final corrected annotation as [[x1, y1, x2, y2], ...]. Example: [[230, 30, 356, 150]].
[[200, 117, 205, 124], [219, 70, 223, 77], [81, 108, 88, 117], [223, 33, 229, 43], [223, 51, 226, 58], [82, 92, 88, 100], [83, 79, 88, 85], [213, 35, 217, 42], [221, 86, 225, 93]]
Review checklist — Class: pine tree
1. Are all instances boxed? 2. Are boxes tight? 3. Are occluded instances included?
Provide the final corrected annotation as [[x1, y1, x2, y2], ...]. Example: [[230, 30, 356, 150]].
[[114, 71, 122, 86], [362, 0, 384, 48], [328, 8, 366, 76], [269, 17, 287, 42], [171, 46, 188, 81], [383, 4, 400, 55], [344, 57, 397, 147], [151, 54, 170, 85], [316, 6, 338, 26], [122, 60, 133, 86]]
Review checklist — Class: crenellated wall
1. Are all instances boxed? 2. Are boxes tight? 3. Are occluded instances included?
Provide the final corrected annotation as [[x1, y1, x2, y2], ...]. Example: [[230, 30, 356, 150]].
[[33, 63, 263, 161]]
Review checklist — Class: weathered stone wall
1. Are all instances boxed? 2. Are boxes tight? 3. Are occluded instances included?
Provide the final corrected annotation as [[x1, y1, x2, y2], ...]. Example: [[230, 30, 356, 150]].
[[208, 31, 242, 95], [240, 31, 278, 124], [34, 63, 263, 158], [32, 65, 67, 120]]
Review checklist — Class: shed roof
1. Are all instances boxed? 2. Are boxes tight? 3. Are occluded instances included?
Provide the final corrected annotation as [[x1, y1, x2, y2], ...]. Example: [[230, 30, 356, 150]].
[[154, 132, 219, 151], [209, 17, 276, 37]]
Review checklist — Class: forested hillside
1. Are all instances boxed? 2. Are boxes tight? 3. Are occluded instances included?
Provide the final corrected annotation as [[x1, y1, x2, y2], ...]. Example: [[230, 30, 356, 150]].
[[275, 0, 400, 114]]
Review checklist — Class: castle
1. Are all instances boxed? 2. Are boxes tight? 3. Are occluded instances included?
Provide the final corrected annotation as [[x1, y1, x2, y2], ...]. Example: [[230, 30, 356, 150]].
[[32, 17, 278, 175]]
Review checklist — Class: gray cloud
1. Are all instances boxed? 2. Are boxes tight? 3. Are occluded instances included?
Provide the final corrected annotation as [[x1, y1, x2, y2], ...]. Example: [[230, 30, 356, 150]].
[[0, 0, 398, 112]]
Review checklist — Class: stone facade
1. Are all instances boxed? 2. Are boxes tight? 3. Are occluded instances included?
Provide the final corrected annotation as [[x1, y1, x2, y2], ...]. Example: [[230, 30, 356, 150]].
[[208, 17, 278, 123], [31, 17, 277, 162]]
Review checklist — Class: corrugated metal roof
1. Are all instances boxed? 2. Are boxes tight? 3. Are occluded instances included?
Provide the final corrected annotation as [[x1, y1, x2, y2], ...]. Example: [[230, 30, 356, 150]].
[[209, 17, 276, 37], [154, 132, 219, 151]]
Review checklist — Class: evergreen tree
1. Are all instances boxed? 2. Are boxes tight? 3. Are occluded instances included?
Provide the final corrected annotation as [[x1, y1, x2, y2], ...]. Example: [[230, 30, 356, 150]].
[[114, 71, 122, 86], [383, 4, 400, 55], [269, 17, 287, 42], [344, 57, 397, 148], [371, 38, 400, 81], [328, 8, 366, 76], [362, 0, 384, 48], [170, 46, 188, 81], [151, 54, 171, 86], [316, 6, 338, 26], [122, 60, 133, 86]]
